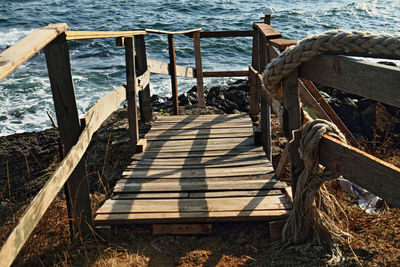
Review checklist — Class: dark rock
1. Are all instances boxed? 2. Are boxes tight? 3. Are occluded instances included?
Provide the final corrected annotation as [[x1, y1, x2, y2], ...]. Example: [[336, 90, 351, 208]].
[[225, 90, 249, 112]]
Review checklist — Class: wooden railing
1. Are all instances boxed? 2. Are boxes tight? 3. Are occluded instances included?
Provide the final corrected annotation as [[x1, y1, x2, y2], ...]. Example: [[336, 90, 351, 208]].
[[248, 19, 400, 207]]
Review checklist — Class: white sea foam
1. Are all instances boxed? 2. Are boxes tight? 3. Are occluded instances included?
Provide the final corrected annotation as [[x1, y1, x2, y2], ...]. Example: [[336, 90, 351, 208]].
[[0, 28, 34, 49]]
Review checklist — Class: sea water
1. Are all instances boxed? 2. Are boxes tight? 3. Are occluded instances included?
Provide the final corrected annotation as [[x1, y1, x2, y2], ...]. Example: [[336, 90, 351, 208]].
[[0, 0, 399, 135]]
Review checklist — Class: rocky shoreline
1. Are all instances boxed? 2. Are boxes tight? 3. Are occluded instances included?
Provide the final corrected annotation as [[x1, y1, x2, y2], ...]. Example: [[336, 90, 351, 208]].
[[1, 78, 399, 202]]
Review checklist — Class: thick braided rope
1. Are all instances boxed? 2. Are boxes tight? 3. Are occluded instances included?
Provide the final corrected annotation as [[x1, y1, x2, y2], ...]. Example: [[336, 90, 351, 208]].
[[262, 29, 400, 102], [281, 119, 350, 263]]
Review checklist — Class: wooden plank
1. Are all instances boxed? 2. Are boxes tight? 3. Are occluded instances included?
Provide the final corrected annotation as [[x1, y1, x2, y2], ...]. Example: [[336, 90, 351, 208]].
[[0, 79, 125, 267], [149, 123, 252, 130], [135, 35, 153, 122], [136, 138, 147, 153], [112, 192, 189, 199], [122, 167, 274, 179], [189, 189, 283, 198], [126, 160, 271, 170], [131, 148, 265, 159], [268, 38, 297, 51], [252, 26, 259, 71], [153, 224, 212, 235], [283, 68, 304, 194], [193, 31, 205, 107], [44, 33, 93, 237], [124, 37, 139, 150], [145, 28, 202, 35], [113, 179, 286, 193], [0, 23, 68, 82], [203, 70, 248, 77], [65, 30, 146, 40], [152, 120, 251, 125], [95, 209, 290, 224], [249, 66, 260, 118], [185, 30, 253, 38], [137, 69, 150, 91], [146, 132, 253, 141], [319, 134, 400, 208], [145, 128, 253, 137], [253, 23, 282, 39], [147, 137, 254, 147], [155, 114, 249, 120], [117, 175, 279, 184], [147, 59, 195, 78], [168, 34, 179, 115], [275, 143, 289, 178], [97, 196, 292, 214], [299, 55, 400, 108]]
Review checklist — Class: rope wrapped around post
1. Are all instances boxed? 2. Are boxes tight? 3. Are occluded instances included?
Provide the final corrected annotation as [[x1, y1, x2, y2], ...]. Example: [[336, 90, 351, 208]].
[[262, 29, 400, 103], [280, 119, 350, 263]]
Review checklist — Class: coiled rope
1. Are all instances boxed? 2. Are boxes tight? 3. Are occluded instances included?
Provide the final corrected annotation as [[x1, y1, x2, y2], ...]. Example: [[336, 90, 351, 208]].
[[262, 29, 400, 103]]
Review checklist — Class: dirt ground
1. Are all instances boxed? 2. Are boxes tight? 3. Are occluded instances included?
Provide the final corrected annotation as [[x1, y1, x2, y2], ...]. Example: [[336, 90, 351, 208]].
[[0, 108, 399, 266]]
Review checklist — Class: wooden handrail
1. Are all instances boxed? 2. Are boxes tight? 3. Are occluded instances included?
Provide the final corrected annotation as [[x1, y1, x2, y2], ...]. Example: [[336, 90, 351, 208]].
[[185, 30, 253, 38], [145, 28, 201, 35], [66, 30, 146, 40], [0, 85, 126, 267], [0, 23, 68, 82]]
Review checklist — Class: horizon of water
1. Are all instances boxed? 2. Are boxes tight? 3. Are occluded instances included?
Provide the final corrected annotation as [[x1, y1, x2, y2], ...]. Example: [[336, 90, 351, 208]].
[[1, 0, 399, 135]]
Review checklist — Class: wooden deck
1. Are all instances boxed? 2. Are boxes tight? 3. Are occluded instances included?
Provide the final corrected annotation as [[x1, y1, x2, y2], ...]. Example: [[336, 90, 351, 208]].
[[94, 114, 292, 225]]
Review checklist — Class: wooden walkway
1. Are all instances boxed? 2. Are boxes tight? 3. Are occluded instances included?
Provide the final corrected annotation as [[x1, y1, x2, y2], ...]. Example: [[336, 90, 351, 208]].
[[95, 114, 292, 226]]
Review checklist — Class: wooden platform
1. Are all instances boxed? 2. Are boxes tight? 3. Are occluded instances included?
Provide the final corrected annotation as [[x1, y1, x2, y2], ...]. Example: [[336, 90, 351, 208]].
[[94, 114, 292, 226]]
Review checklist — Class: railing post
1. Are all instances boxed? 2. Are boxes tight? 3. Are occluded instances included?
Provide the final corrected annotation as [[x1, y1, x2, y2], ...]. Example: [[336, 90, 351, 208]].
[[44, 33, 93, 239], [124, 37, 139, 151], [193, 31, 205, 107], [134, 35, 153, 122], [283, 68, 303, 194], [168, 34, 179, 115]]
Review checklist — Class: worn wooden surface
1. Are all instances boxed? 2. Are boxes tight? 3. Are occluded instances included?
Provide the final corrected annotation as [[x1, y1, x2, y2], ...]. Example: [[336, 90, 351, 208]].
[[300, 55, 400, 108], [95, 115, 291, 225], [185, 30, 253, 38], [0, 23, 67, 82], [66, 30, 146, 40], [253, 23, 282, 40], [168, 34, 179, 115], [124, 37, 139, 151], [146, 28, 201, 35], [268, 38, 297, 51], [193, 31, 205, 107]]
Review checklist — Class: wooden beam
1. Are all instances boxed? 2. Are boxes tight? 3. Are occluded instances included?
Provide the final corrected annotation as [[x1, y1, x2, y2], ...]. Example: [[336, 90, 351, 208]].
[[0, 23, 67, 82], [299, 55, 400, 108], [147, 59, 195, 78], [44, 33, 93, 239], [203, 70, 248, 77], [135, 35, 153, 122], [252, 27, 259, 72], [283, 68, 304, 193], [248, 66, 260, 119], [168, 34, 179, 115], [275, 143, 289, 178], [124, 37, 139, 151], [252, 23, 282, 40], [319, 134, 400, 208], [137, 69, 150, 91], [65, 30, 146, 40], [185, 30, 253, 38], [145, 28, 201, 35], [193, 31, 205, 107], [0, 84, 126, 267]]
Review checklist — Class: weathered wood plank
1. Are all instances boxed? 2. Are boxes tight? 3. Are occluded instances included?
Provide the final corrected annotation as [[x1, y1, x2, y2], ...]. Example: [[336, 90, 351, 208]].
[[185, 30, 253, 38], [168, 34, 179, 115], [97, 196, 292, 214], [145, 128, 252, 137], [132, 153, 266, 164], [126, 160, 271, 169], [150, 123, 252, 131], [268, 38, 297, 51], [135, 35, 153, 122], [319, 134, 400, 208], [153, 224, 212, 235], [131, 148, 265, 159], [66, 30, 146, 40], [124, 37, 139, 150], [299, 55, 400, 108], [193, 31, 205, 107], [189, 189, 283, 198], [147, 137, 253, 147], [283, 68, 304, 193], [0, 82, 125, 267], [146, 132, 253, 141], [147, 59, 195, 78], [113, 179, 285, 193], [203, 70, 248, 77], [0, 23, 68, 82], [95, 209, 290, 225], [45, 33, 93, 238], [112, 192, 189, 199], [145, 28, 202, 35]]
